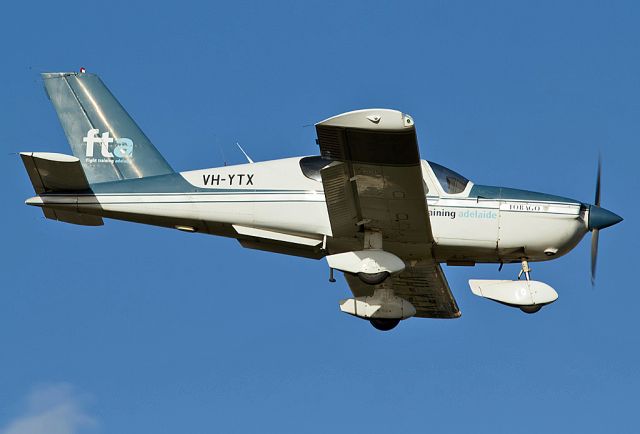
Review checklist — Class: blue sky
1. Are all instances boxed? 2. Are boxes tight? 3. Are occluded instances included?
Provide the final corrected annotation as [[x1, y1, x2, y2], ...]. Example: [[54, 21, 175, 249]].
[[1, 1, 638, 433]]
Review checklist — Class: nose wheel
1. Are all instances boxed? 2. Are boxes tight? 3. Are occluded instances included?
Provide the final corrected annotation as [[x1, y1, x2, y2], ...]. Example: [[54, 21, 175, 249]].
[[520, 305, 542, 314]]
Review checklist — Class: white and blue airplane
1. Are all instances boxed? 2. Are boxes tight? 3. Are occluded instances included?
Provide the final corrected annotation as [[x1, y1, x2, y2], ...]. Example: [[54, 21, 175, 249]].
[[21, 71, 622, 331]]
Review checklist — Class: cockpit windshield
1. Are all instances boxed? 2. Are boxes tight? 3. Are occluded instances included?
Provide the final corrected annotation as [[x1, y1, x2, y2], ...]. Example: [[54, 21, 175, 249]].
[[300, 156, 333, 181], [428, 161, 469, 194]]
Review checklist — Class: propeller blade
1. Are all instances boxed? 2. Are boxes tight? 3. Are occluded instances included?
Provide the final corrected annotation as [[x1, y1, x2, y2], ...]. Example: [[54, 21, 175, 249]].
[[591, 228, 599, 286], [594, 155, 601, 207], [591, 155, 602, 286]]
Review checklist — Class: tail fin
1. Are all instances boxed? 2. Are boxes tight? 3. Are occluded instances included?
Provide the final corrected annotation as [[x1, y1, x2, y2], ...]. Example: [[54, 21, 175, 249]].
[[42, 71, 174, 184]]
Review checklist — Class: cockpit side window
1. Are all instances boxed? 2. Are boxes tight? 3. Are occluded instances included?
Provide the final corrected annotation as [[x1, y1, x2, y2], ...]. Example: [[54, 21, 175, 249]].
[[300, 156, 333, 182], [428, 161, 469, 194]]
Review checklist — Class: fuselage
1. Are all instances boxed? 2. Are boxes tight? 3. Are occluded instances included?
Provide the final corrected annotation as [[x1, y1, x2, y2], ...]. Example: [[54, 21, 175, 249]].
[[29, 156, 592, 264]]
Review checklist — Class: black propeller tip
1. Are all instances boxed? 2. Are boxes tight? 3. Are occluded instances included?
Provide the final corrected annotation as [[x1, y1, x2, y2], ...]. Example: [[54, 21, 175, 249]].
[[590, 228, 599, 286]]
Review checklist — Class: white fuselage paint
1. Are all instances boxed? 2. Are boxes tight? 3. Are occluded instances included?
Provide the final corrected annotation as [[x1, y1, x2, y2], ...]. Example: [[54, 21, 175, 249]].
[[425, 195, 585, 262], [37, 157, 588, 263]]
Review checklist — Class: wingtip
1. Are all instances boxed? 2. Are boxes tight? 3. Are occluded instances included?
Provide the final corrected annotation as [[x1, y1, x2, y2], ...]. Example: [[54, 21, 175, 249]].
[[25, 196, 43, 207]]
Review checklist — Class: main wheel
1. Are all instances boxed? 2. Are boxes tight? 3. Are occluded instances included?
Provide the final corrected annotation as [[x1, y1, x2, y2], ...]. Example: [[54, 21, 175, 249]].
[[357, 271, 390, 285], [520, 305, 542, 314], [370, 318, 400, 331]]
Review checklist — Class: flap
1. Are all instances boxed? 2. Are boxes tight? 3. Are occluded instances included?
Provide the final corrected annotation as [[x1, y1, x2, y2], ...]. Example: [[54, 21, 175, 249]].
[[233, 224, 322, 246], [43, 208, 103, 226]]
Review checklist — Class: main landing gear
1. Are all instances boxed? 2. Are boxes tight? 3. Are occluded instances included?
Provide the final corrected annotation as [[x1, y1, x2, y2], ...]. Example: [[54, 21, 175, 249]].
[[357, 230, 393, 285], [330, 229, 415, 330], [369, 318, 401, 331], [339, 286, 416, 331], [358, 271, 390, 285]]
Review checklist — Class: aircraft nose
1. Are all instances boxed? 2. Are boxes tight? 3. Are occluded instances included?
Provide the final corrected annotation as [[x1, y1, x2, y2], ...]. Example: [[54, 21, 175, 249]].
[[588, 205, 623, 230]]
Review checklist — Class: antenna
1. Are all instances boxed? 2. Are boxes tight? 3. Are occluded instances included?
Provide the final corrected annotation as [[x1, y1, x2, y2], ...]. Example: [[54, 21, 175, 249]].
[[236, 142, 255, 164]]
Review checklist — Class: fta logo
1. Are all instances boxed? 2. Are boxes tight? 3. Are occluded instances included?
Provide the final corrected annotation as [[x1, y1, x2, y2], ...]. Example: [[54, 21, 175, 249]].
[[82, 129, 133, 159]]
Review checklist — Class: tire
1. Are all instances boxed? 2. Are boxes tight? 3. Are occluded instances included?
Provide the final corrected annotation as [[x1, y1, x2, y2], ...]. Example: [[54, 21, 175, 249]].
[[370, 318, 400, 331], [357, 271, 390, 285], [520, 305, 542, 314]]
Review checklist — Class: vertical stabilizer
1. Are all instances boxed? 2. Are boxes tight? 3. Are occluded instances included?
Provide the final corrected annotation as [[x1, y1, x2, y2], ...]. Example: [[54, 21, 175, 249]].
[[42, 72, 174, 184]]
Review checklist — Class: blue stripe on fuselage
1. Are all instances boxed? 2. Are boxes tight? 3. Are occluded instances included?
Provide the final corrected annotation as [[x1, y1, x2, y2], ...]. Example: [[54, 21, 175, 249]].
[[469, 184, 580, 205], [85, 173, 310, 195], [50, 173, 583, 207]]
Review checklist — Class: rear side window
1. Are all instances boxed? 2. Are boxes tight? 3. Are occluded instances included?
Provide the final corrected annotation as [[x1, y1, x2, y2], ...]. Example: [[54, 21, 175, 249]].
[[300, 156, 333, 182], [428, 161, 469, 194]]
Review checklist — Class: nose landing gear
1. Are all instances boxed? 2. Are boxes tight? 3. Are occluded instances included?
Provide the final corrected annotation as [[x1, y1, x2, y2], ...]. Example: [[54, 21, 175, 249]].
[[517, 259, 543, 314], [519, 304, 543, 314], [517, 259, 532, 281], [468, 258, 558, 313]]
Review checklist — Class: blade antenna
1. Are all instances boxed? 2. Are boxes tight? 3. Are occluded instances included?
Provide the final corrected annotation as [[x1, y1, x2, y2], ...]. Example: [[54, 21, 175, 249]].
[[236, 142, 254, 164]]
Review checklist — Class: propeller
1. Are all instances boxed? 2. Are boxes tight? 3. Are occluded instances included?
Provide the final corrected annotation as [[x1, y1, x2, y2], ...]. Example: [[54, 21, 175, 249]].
[[590, 156, 601, 286], [585, 156, 622, 285]]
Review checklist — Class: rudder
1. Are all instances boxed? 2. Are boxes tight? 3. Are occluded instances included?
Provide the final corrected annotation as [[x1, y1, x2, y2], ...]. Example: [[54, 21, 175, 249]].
[[42, 71, 174, 184]]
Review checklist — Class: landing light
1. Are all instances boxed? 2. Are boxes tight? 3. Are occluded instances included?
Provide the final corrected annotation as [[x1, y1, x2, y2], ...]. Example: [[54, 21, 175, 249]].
[[175, 225, 196, 232]]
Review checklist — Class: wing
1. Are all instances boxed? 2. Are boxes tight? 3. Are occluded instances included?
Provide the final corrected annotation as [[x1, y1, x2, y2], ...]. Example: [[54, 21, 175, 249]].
[[344, 261, 461, 318], [317, 109, 432, 245], [316, 109, 460, 318]]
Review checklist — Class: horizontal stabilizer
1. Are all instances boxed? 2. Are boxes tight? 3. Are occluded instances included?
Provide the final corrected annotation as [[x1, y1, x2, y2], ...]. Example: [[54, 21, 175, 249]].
[[42, 208, 103, 226], [25, 197, 103, 226], [20, 152, 90, 194], [21, 152, 103, 226]]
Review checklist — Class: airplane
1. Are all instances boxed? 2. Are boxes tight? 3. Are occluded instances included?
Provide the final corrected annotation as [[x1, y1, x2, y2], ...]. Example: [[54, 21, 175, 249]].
[[20, 70, 623, 331]]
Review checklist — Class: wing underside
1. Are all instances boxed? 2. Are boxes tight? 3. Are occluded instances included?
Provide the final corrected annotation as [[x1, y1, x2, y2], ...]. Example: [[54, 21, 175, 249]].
[[344, 262, 460, 318]]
